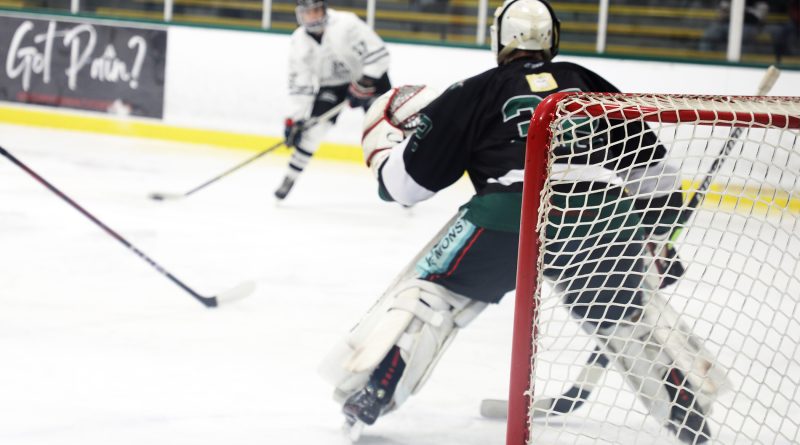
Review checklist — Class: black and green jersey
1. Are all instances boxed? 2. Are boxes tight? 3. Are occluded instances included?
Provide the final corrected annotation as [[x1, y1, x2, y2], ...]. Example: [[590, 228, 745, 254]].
[[376, 57, 666, 232]]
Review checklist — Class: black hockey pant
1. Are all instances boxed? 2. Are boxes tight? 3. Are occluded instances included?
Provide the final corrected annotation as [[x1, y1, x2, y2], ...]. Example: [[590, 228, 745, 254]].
[[415, 185, 646, 328]]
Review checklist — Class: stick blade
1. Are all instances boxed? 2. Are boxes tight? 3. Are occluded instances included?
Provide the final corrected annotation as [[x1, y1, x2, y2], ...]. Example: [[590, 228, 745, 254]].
[[480, 399, 508, 419], [148, 192, 185, 201], [216, 280, 256, 304]]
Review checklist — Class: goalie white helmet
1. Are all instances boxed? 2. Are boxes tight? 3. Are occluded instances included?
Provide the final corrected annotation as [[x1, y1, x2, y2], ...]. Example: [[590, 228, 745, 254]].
[[296, 0, 328, 34], [490, 0, 561, 65]]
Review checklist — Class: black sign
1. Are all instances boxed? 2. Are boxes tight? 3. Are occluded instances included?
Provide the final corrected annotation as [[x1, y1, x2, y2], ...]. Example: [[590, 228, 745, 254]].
[[0, 14, 167, 118]]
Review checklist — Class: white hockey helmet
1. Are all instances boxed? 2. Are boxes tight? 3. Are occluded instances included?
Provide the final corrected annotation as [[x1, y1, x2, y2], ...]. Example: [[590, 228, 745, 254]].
[[490, 0, 560, 65], [296, 0, 328, 34]]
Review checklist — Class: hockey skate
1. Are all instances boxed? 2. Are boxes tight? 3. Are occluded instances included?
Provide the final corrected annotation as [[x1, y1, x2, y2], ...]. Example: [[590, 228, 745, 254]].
[[341, 382, 394, 442], [274, 176, 295, 200], [662, 367, 712, 444]]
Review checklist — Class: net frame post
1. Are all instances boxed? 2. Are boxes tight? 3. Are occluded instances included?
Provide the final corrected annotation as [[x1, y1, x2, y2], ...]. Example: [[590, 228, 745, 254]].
[[506, 92, 573, 445]]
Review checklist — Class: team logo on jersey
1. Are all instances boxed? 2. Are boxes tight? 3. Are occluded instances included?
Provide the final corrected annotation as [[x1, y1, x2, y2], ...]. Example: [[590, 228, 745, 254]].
[[331, 61, 350, 78], [525, 73, 558, 92], [414, 114, 433, 140], [416, 217, 475, 277]]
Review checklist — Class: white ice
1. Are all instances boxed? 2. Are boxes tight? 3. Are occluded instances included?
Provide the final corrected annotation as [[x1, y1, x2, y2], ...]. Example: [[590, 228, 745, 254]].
[[3, 122, 798, 445], [0, 123, 515, 445]]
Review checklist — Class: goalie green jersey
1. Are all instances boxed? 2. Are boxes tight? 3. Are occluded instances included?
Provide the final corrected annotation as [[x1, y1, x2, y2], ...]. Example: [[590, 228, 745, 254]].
[[376, 58, 666, 232]]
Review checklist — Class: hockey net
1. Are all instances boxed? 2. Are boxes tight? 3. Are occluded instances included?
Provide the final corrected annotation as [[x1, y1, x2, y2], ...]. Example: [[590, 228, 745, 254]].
[[508, 93, 800, 445]]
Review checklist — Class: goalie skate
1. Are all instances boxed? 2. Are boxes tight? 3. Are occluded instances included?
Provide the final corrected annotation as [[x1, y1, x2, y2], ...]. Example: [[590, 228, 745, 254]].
[[342, 381, 394, 427], [341, 381, 397, 442], [662, 367, 712, 444]]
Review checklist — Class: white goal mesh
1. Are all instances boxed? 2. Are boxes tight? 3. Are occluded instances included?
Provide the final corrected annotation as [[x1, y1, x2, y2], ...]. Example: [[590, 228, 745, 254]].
[[508, 93, 800, 445]]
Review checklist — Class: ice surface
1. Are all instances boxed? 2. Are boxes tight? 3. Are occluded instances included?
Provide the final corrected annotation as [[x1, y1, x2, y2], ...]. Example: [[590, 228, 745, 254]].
[[3, 122, 796, 445], [0, 124, 513, 445]]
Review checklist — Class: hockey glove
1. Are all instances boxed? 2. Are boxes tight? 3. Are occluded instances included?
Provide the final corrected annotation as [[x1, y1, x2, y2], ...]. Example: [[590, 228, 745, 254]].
[[348, 76, 378, 109], [634, 190, 687, 238], [646, 233, 686, 289], [284, 118, 305, 148], [635, 190, 688, 288]]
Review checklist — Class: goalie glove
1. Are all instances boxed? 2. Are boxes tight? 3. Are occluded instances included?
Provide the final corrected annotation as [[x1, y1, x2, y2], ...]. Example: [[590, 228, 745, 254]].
[[362, 85, 439, 179]]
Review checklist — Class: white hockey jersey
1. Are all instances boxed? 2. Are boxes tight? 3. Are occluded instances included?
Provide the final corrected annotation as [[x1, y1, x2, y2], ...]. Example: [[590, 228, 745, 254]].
[[287, 9, 390, 120]]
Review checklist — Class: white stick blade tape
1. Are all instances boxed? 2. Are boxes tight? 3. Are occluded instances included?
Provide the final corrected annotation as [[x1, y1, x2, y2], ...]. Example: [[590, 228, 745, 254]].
[[217, 280, 256, 303], [480, 399, 508, 419]]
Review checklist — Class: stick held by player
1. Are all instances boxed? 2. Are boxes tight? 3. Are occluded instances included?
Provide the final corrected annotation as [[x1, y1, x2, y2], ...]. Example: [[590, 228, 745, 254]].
[[276, 0, 392, 200]]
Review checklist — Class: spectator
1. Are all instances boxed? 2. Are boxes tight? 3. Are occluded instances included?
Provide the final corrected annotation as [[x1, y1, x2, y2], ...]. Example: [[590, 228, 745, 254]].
[[772, 0, 799, 62], [699, 0, 769, 52]]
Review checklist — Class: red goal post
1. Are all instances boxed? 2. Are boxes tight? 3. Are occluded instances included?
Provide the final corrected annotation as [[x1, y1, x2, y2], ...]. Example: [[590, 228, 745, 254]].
[[507, 92, 800, 445]]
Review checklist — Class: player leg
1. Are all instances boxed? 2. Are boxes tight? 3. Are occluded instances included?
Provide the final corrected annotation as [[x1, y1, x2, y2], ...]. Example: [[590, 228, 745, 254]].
[[275, 84, 347, 200], [542, 183, 715, 443], [318, 211, 519, 437]]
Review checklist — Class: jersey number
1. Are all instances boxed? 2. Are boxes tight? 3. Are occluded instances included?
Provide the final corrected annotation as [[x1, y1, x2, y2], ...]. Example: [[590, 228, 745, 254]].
[[501, 89, 598, 148], [502, 95, 543, 138]]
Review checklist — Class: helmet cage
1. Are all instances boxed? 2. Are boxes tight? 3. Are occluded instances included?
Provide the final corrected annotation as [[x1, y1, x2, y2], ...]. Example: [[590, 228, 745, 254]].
[[296, 0, 328, 34]]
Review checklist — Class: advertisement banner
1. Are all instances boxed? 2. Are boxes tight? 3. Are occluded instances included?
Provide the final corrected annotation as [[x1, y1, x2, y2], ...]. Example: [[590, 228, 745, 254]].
[[0, 14, 167, 118]]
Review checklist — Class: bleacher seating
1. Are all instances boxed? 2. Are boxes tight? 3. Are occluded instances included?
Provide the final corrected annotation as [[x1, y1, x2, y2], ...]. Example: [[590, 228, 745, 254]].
[[3, 0, 798, 65]]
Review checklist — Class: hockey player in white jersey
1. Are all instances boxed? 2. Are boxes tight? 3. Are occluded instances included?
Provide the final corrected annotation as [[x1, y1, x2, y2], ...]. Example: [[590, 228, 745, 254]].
[[275, 0, 392, 200]]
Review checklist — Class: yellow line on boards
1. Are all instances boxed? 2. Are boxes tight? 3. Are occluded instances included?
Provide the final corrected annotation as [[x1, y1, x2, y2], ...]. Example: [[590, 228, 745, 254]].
[[0, 105, 363, 163], [1, 105, 795, 215], [682, 180, 800, 215]]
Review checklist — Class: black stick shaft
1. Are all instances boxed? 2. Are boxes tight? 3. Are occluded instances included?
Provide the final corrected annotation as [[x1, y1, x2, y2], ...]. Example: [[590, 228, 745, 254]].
[[181, 139, 285, 198], [0, 146, 218, 308], [672, 126, 744, 241], [171, 101, 347, 199], [670, 65, 778, 242]]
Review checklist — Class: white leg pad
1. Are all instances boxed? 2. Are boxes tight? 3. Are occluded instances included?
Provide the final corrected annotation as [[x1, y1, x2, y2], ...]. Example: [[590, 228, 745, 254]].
[[640, 290, 730, 402], [318, 279, 487, 407], [594, 318, 677, 423], [640, 253, 731, 404], [593, 291, 728, 422]]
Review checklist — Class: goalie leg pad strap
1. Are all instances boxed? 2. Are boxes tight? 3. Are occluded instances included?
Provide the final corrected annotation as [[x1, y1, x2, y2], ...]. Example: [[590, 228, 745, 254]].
[[592, 296, 724, 423], [639, 253, 730, 402], [638, 289, 730, 405], [592, 318, 676, 422], [318, 279, 486, 407]]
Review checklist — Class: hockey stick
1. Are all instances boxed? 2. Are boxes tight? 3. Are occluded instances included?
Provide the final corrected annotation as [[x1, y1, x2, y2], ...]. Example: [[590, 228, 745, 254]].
[[0, 146, 255, 308], [480, 350, 609, 420], [149, 101, 347, 201], [668, 65, 780, 246], [480, 66, 782, 421]]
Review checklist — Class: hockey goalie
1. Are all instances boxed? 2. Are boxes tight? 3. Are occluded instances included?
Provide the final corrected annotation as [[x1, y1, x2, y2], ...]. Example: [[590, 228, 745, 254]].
[[318, 0, 729, 442]]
